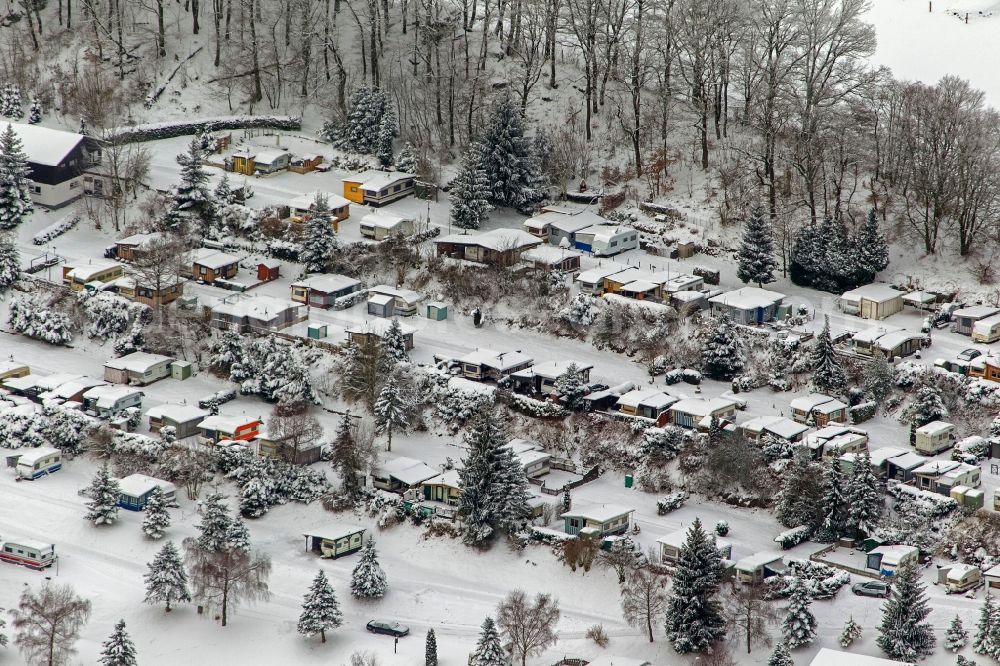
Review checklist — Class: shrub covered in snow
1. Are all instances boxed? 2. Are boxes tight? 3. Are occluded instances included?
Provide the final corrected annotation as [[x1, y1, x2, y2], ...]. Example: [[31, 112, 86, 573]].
[[952, 436, 990, 465], [7, 296, 74, 345], [889, 483, 958, 518], [32, 214, 79, 245], [774, 525, 813, 550], [763, 559, 850, 600], [109, 115, 300, 143], [656, 492, 688, 515], [505, 392, 569, 419], [0, 405, 96, 453], [849, 401, 876, 424]]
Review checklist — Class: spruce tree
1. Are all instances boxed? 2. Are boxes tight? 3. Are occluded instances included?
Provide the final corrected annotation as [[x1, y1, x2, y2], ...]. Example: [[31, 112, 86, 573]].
[[0, 232, 20, 292], [5, 85, 21, 119], [909, 384, 948, 427], [553, 363, 587, 410], [818, 458, 847, 542], [350, 537, 388, 599], [143, 541, 191, 612], [776, 451, 824, 531], [876, 560, 936, 660], [142, 485, 172, 539], [736, 208, 777, 287], [974, 594, 996, 656], [28, 96, 41, 124], [852, 208, 890, 283], [845, 449, 881, 538], [863, 350, 894, 404], [395, 142, 418, 173], [945, 614, 969, 652], [478, 96, 539, 209], [378, 318, 410, 367], [374, 375, 410, 452], [781, 578, 817, 649], [168, 137, 214, 232], [767, 642, 794, 666], [471, 617, 506, 666], [449, 144, 492, 232], [840, 616, 863, 647], [790, 223, 824, 288], [375, 105, 397, 167], [85, 465, 122, 526], [196, 493, 235, 552], [240, 474, 273, 518], [0, 123, 33, 230], [299, 193, 340, 273], [99, 620, 138, 666], [297, 570, 342, 643], [700, 314, 745, 380], [494, 441, 531, 535], [810, 316, 846, 396], [425, 628, 438, 666], [664, 518, 726, 653], [957, 656, 979, 666]]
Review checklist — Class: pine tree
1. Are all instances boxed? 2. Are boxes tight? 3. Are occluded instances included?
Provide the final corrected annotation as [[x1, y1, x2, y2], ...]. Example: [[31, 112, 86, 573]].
[[299, 193, 340, 273], [425, 628, 438, 666], [810, 316, 846, 396], [945, 614, 969, 652], [0, 232, 20, 292], [196, 493, 235, 552], [375, 104, 397, 167], [863, 350, 894, 404], [554, 363, 587, 410], [494, 441, 531, 535], [876, 560, 936, 660], [852, 208, 890, 283], [395, 142, 418, 173], [350, 537, 388, 599], [471, 617, 506, 666], [240, 474, 273, 518], [143, 541, 191, 612], [845, 449, 881, 538], [664, 518, 726, 653], [27, 96, 41, 124], [5, 85, 22, 119], [168, 137, 214, 232], [344, 87, 389, 153], [142, 486, 172, 539], [98, 620, 137, 666], [767, 642, 794, 666], [700, 314, 745, 380], [737, 209, 777, 287], [840, 616, 863, 648], [781, 578, 817, 649], [478, 96, 539, 209], [374, 376, 410, 452], [775, 451, 824, 531], [818, 459, 847, 541], [974, 595, 996, 656], [909, 384, 948, 428], [957, 656, 979, 666], [449, 144, 492, 232], [297, 570, 342, 643], [0, 123, 34, 230], [85, 465, 122, 526], [378, 318, 410, 368]]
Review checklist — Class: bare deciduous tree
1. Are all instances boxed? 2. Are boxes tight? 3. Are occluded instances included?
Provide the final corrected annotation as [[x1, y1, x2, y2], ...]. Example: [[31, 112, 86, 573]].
[[724, 581, 779, 654], [496, 589, 561, 666], [185, 544, 272, 627], [620, 567, 667, 642], [11, 583, 92, 666]]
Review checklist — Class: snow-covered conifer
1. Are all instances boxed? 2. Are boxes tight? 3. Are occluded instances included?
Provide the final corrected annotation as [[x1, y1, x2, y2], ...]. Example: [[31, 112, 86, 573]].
[[471, 617, 506, 666], [946, 614, 969, 652], [196, 493, 235, 552], [863, 350, 894, 404], [776, 451, 824, 530], [908, 384, 948, 428], [84, 465, 122, 526], [767, 642, 794, 666], [478, 96, 539, 209], [664, 518, 725, 653], [379, 318, 410, 368], [974, 594, 996, 656], [98, 620, 137, 666], [297, 570, 342, 643], [700, 314, 745, 380], [852, 208, 890, 283], [240, 474, 273, 519], [299, 193, 340, 273], [781, 578, 817, 649], [144, 541, 191, 612], [736, 209, 777, 287], [0, 232, 20, 291], [27, 96, 41, 124], [818, 459, 846, 541], [449, 144, 492, 232], [0, 122, 34, 230], [810, 316, 846, 396], [375, 104, 397, 167], [168, 137, 214, 232], [877, 560, 935, 660], [840, 616, 863, 648], [142, 486, 172, 540], [554, 363, 587, 410], [350, 537, 388, 599], [426, 628, 438, 666], [845, 449, 881, 538], [395, 142, 418, 173], [374, 376, 410, 452]]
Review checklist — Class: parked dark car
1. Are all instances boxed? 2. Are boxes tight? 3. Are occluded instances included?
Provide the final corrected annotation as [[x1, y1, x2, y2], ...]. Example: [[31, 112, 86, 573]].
[[958, 348, 983, 362], [366, 620, 409, 638], [852, 581, 890, 598]]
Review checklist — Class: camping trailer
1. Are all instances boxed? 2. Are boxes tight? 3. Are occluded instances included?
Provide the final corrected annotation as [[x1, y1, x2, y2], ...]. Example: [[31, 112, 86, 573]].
[[0, 538, 56, 570], [15, 447, 62, 480]]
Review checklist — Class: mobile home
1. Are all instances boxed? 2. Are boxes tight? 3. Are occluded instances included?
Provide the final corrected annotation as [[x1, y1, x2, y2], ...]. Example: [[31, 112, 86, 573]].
[[560, 505, 634, 537], [342, 170, 415, 205], [953, 305, 1000, 336], [708, 287, 785, 324], [82, 385, 144, 418], [839, 284, 904, 320], [103, 351, 174, 385], [358, 212, 414, 240], [14, 447, 62, 480], [734, 552, 786, 584], [914, 421, 956, 455], [866, 544, 918, 576], [304, 525, 366, 559], [657, 526, 732, 565], [117, 474, 178, 511], [573, 225, 638, 256], [0, 538, 56, 570], [972, 313, 1000, 343]]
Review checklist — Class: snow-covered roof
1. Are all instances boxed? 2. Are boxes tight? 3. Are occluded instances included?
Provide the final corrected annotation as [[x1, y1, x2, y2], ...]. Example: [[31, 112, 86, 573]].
[[145, 403, 209, 423], [104, 351, 174, 373], [575, 264, 626, 284], [507, 438, 540, 454], [809, 648, 911, 666], [35, 373, 85, 391], [368, 284, 424, 305], [984, 564, 1000, 578], [253, 148, 291, 164], [869, 544, 918, 566], [44, 376, 107, 399], [522, 216, 551, 230], [437, 228, 543, 252], [344, 170, 415, 191], [6, 122, 86, 167], [65, 260, 124, 281], [550, 211, 606, 233], [288, 191, 352, 210], [0, 536, 53, 552], [852, 326, 898, 344], [875, 330, 922, 349], [509, 360, 593, 381], [619, 280, 659, 293], [198, 414, 260, 432], [789, 393, 837, 413], [902, 290, 936, 306], [83, 384, 142, 408], [560, 504, 634, 523], [670, 397, 738, 417], [708, 286, 785, 310], [14, 446, 60, 464], [212, 295, 300, 321], [616, 389, 671, 409], [345, 318, 416, 337], [422, 469, 461, 489], [657, 526, 732, 551], [886, 451, 928, 470], [650, 272, 703, 293], [359, 212, 412, 229], [916, 420, 954, 435], [459, 349, 533, 371], [117, 473, 176, 498], [303, 523, 366, 541], [953, 305, 1000, 319], [940, 463, 979, 482], [585, 658, 651, 666], [116, 232, 165, 247], [2, 374, 42, 392], [742, 416, 809, 440], [521, 246, 582, 265], [912, 460, 961, 476], [670, 290, 705, 303], [292, 273, 361, 294], [368, 293, 394, 306], [734, 551, 784, 572], [604, 268, 648, 284], [973, 313, 1000, 333], [376, 457, 439, 486], [576, 224, 631, 242], [191, 247, 240, 270], [841, 284, 903, 303], [946, 563, 980, 580], [514, 449, 550, 468]]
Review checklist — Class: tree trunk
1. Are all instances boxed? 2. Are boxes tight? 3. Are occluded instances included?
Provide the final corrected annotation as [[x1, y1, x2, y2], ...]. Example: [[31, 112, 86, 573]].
[[193, 0, 200, 33]]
